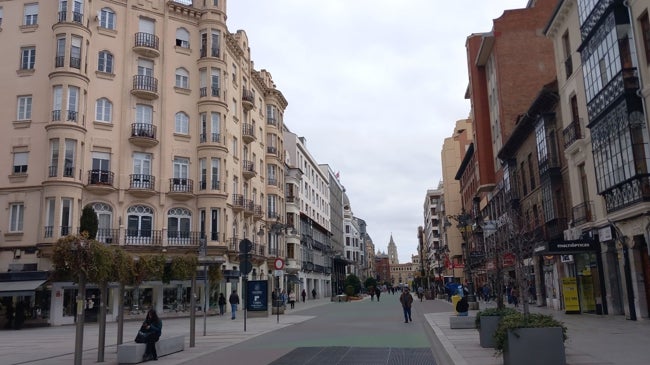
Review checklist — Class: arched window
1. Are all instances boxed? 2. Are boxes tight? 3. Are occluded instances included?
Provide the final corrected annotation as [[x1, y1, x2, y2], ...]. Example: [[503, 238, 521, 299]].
[[175, 67, 189, 89], [168, 207, 191, 243], [126, 205, 154, 244], [175, 28, 190, 48], [98, 50, 114, 73], [91, 203, 113, 243], [95, 98, 112, 122], [175, 112, 189, 134], [99, 8, 116, 30]]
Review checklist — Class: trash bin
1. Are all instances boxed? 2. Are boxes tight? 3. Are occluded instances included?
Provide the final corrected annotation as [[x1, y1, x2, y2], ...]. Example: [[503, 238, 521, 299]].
[[451, 294, 461, 314]]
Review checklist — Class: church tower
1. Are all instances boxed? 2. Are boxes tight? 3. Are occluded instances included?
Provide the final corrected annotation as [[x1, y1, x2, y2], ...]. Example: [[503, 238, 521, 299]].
[[387, 234, 399, 265]]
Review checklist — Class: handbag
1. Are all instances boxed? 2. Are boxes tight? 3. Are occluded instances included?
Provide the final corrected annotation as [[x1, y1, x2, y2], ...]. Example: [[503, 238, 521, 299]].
[[134, 330, 150, 343]]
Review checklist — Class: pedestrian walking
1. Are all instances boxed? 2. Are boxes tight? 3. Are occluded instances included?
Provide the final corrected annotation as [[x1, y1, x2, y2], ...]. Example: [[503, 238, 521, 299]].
[[511, 287, 519, 308], [218, 293, 226, 315], [311, 288, 317, 299], [229, 289, 240, 320], [399, 287, 413, 323], [301, 289, 306, 303], [482, 283, 491, 302], [370, 287, 375, 301], [289, 291, 296, 309], [375, 287, 381, 302], [417, 286, 424, 302]]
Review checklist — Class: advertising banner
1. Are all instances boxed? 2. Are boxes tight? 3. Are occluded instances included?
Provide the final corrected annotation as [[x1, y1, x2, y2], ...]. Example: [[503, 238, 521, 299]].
[[562, 277, 580, 314], [246, 280, 268, 311]]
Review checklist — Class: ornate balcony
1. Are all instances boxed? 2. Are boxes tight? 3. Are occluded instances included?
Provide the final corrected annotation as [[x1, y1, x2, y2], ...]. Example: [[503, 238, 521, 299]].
[[243, 199, 255, 217], [563, 119, 583, 149], [242, 89, 254, 110], [168, 178, 194, 200], [231, 194, 245, 212], [124, 229, 163, 246], [242, 160, 256, 179], [128, 174, 156, 198], [242, 123, 256, 143], [86, 170, 115, 194], [131, 75, 159, 100], [129, 123, 158, 148], [572, 201, 595, 226], [133, 32, 160, 57], [167, 231, 201, 247]]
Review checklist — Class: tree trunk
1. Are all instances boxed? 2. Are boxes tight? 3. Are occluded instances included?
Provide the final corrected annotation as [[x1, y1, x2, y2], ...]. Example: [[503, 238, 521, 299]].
[[74, 273, 86, 365], [117, 282, 124, 345], [97, 281, 108, 362]]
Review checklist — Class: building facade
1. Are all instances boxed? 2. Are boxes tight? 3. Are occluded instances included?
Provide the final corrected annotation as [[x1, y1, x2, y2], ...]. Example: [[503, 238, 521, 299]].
[[283, 131, 332, 299], [0, 0, 291, 325]]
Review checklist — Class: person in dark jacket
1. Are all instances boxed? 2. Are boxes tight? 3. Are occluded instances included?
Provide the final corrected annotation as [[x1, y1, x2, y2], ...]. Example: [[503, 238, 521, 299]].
[[142, 309, 162, 361], [399, 288, 414, 323], [229, 289, 240, 320], [456, 295, 469, 316], [218, 293, 226, 316]]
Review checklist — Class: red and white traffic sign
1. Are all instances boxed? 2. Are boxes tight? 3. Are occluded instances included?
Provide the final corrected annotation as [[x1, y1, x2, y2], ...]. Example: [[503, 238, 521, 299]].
[[274, 258, 284, 270]]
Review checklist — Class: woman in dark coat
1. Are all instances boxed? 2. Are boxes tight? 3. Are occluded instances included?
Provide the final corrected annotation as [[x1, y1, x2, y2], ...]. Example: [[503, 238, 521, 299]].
[[142, 309, 162, 361]]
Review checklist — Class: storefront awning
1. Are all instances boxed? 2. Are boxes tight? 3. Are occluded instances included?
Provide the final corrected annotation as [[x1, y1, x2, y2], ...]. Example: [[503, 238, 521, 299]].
[[0, 280, 47, 297], [286, 274, 301, 284]]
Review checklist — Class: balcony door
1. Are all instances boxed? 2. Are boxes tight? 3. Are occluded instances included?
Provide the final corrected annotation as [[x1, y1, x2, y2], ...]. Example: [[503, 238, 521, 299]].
[[133, 152, 152, 189], [126, 205, 153, 244], [91, 152, 111, 184]]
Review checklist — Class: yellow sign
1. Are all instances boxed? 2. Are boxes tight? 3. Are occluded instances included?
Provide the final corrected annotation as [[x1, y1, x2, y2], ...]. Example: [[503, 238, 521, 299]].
[[562, 277, 580, 313]]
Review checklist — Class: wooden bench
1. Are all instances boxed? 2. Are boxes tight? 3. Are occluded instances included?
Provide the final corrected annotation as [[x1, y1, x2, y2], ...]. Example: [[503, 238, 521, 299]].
[[449, 316, 476, 329], [117, 335, 184, 364]]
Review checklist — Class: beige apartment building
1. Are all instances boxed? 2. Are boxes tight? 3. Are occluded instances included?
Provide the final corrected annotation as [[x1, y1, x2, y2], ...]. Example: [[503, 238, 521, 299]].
[[0, 0, 289, 325]]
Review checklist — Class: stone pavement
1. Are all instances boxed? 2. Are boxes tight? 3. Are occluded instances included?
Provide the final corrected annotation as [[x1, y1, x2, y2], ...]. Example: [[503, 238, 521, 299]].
[[3, 296, 650, 364], [425, 299, 650, 365], [1, 297, 331, 365]]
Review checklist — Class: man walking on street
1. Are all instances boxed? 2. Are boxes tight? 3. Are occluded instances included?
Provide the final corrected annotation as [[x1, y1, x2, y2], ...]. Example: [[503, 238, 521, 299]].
[[229, 289, 240, 320], [399, 287, 413, 323]]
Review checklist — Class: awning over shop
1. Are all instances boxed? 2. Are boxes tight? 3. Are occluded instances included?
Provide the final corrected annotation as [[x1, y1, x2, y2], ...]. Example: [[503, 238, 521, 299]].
[[286, 274, 301, 284], [0, 280, 47, 297]]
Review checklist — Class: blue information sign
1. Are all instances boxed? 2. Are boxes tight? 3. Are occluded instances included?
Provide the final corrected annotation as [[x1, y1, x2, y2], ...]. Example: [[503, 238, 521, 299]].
[[246, 280, 268, 311]]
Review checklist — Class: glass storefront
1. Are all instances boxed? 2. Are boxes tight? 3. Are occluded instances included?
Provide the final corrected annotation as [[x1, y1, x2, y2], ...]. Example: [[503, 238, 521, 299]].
[[574, 252, 602, 314]]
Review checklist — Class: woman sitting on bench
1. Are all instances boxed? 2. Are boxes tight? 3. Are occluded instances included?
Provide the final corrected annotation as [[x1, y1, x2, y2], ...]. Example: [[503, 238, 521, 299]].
[[140, 309, 162, 361]]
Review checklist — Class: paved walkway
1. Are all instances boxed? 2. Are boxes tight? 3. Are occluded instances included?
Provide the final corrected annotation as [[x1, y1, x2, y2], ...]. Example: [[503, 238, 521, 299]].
[[426, 299, 650, 365], [1, 298, 331, 365], [3, 296, 650, 364]]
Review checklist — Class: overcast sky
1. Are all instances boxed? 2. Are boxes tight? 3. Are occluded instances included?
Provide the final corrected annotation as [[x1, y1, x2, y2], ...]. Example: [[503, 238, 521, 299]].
[[227, 0, 530, 263]]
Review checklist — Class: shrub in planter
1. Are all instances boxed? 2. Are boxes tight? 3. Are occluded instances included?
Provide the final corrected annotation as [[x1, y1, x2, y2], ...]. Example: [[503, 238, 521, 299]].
[[494, 313, 568, 365], [474, 307, 518, 348], [474, 307, 518, 329]]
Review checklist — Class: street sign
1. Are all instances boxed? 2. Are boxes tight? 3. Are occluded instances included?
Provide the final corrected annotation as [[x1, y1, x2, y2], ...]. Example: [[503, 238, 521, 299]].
[[274, 258, 284, 270], [239, 238, 253, 253], [274, 270, 283, 277], [238, 253, 252, 262]]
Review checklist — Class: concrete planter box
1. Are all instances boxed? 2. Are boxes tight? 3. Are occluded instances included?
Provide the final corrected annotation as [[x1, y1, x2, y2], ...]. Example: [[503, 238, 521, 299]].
[[479, 316, 501, 348], [503, 327, 565, 365]]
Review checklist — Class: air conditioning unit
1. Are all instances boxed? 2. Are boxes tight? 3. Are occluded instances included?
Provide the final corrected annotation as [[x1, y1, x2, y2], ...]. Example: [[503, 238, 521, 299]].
[[14, 249, 22, 259]]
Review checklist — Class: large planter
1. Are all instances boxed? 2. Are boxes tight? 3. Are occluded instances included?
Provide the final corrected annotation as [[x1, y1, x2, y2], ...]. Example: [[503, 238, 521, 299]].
[[479, 316, 501, 348], [503, 327, 566, 365]]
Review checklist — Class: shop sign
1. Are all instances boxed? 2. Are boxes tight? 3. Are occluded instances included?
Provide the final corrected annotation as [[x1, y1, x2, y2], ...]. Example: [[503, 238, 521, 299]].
[[502, 253, 515, 267], [547, 239, 598, 254], [598, 226, 613, 242], [562, 277, 580, 314]]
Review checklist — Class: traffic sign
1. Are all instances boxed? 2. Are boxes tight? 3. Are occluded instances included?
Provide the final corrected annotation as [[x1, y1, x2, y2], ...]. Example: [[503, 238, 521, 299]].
[[274, 258, 284, 270], [240, 260, 253, 275], [239, 238, 253, 253]]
